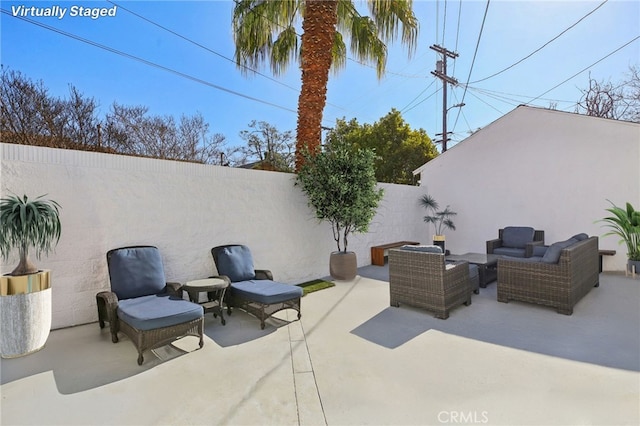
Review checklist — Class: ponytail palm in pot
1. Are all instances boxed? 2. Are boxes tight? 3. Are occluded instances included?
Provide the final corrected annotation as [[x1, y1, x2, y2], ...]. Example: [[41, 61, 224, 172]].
[[0, 194, 61, 358], [296, 145, 383, 280]]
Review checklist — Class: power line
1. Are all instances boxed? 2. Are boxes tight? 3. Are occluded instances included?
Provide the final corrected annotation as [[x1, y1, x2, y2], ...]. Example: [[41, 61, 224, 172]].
[[107, 0, 300, 93], [470, 0, 609, 84], [527, 35, 640, 104], [401, 83, 441, 114], [1, 9, 299, 115]]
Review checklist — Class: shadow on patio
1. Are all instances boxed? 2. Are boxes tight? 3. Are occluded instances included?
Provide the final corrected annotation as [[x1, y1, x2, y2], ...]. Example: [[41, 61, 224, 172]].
[[354, 266, 639, 372]]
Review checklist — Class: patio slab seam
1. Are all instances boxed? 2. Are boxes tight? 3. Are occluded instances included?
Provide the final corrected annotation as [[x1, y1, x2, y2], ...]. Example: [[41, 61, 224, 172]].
[[287, 313, 327, 426]]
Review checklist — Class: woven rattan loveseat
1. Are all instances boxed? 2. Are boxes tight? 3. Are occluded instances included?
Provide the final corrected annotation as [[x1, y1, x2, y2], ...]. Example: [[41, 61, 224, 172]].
[[389, 247, 472, 319], [497, 236, 599, 315]]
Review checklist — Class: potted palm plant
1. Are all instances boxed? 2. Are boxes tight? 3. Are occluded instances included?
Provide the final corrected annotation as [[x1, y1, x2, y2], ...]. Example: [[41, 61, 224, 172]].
[[599, 200, 640, 274], [0, 193, 61, 358], [296, 144, 383, 280], [419, 193, 456, 254]]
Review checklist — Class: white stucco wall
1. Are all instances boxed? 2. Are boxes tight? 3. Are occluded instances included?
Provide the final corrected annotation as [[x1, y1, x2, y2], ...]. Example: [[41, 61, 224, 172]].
[[1, 143, 426, 329], [416, 106, 640, 272]]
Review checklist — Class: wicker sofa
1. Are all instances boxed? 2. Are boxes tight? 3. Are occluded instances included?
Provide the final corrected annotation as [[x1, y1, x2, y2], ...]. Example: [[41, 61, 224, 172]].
[[497, 235, 599, 315], [389, 247, 472, 319]]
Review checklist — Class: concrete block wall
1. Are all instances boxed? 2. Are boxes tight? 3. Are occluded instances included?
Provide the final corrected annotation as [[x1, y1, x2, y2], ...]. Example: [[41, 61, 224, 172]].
[[0, 143, 426, 329]]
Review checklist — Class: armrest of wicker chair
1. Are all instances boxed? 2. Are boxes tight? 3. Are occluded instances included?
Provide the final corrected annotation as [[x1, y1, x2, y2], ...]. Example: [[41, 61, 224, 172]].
[[525, 240, 545, 257], [255, 269, 273, 280], [166, 281, 183, 298], [486, 238, 502, 254], [96, 290, 120, 343]]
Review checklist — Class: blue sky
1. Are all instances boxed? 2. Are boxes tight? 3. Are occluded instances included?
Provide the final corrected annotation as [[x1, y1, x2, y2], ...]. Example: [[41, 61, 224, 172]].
[[2, 0, 639, 151]]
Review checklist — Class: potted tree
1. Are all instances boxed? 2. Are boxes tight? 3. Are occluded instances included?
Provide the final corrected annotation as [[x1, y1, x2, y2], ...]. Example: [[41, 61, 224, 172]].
[[0, 194, 61, 358], [296, 145, 383, 280], [419, 193, 456, 254], [599, 200, 640, 275]]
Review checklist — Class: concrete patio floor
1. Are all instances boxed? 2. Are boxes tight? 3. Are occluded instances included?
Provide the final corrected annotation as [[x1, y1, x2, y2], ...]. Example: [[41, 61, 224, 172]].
[[1, 269, 639, 425]]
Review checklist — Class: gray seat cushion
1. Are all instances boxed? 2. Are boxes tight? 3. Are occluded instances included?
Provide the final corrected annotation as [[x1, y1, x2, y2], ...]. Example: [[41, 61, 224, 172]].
[[502, 227, 535, 249], [532, 245, 548, 257], [401, 245, 442, 253], [468, 264, 479, 292], [493, 247, 526, 257], [231, 280, 303, 305], [117, 294, 203, 331]]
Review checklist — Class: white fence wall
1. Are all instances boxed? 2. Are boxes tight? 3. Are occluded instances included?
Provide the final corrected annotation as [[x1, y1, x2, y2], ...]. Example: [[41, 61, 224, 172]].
[[417, 107, 640, 272], [0, 143, 425, 329]]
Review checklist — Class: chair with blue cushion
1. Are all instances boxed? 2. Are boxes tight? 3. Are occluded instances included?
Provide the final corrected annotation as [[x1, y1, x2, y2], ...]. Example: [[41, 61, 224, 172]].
[[486, 226, 545, 258], [96, 245, 204, 365], [211, 244, 303, 330]]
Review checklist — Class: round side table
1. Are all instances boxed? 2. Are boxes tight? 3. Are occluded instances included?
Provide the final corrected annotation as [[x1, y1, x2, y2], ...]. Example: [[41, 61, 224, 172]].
[[183, 278, 229, 325]]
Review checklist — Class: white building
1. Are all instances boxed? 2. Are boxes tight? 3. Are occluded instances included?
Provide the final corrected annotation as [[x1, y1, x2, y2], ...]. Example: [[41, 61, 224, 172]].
[[413, 105, 640, 272]]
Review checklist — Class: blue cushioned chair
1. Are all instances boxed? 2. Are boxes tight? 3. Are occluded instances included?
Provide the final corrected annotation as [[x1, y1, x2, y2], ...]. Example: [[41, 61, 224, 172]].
[[486, 227, 545, 258], [211, 245, 303, 330], [96, 245, 204, 365]]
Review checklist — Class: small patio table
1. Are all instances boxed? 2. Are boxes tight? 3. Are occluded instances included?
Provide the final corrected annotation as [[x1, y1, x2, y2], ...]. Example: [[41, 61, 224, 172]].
[[183, 278, 229, 325], [446, 253, 499, 288]]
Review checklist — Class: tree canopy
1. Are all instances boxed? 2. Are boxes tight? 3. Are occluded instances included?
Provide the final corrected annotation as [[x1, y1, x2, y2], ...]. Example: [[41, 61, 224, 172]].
[[325, 108, 438, 185]]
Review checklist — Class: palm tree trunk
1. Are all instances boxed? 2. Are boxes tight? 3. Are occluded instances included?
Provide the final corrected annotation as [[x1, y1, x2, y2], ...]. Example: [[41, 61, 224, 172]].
[[294, 0, 338, 172]]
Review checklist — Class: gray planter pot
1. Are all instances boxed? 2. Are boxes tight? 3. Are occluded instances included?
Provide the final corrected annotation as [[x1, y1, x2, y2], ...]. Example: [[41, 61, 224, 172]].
[[0, 271, 52, 358], [330, 251, 357, 281], [628, 259, 640, 277]]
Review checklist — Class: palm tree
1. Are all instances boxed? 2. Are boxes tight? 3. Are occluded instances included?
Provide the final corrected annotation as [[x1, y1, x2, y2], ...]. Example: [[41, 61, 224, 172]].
[[232, 0, 419, 171]]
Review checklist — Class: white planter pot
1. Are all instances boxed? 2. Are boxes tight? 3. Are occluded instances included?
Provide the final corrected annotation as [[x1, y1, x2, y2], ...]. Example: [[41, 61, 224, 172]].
[[0, 271, 52, 358]]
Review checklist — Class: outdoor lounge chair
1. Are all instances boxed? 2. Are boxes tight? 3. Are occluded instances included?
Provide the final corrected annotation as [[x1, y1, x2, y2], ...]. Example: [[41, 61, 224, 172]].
[[389, 246, 472, 319], [211, 244, 303, 329], [487, 226, 545, 258], [96, 245, 204, 365]]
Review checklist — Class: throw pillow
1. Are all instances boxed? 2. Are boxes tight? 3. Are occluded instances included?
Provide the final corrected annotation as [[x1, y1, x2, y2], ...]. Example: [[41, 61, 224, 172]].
[[217, 245, 256, 282], [541, 238, 578, 264], [502, 227, 535, 249]]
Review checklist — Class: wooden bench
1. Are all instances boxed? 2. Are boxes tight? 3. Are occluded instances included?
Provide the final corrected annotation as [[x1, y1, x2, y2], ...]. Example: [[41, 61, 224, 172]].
[[371, 241, 420, 266], [599, 249, 616, 273]]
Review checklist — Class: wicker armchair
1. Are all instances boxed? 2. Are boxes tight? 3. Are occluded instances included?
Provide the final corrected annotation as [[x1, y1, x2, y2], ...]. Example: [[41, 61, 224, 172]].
[[497, 236, 599, 315], [487, 227, 545, 258], [97, 246, 204, 365], [389, 248, 472, 319]]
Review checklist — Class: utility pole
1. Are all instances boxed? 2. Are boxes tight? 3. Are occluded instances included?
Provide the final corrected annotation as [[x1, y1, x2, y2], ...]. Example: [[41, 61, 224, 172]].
[[430, 45, 458, 152]]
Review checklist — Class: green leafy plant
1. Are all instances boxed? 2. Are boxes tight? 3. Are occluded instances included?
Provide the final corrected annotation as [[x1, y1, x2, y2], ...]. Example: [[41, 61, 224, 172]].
[[598, 200, 640, 261], [420, 194, 457, 236], [296, 145, 384, 253], [0, 194, 62, 276]]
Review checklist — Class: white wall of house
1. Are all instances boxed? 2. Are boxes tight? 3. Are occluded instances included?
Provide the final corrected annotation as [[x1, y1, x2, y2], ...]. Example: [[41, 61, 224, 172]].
[[415, 106, 640, 272], [0, 143, 426, 329]]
